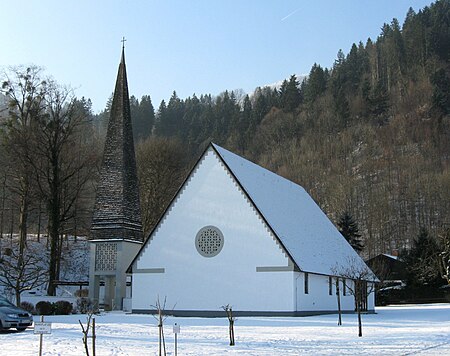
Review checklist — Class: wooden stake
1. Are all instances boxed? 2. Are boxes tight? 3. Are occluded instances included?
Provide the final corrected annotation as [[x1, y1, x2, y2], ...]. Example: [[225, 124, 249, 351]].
[[38, 315, 44, 356], [92, 317, 96, 356]]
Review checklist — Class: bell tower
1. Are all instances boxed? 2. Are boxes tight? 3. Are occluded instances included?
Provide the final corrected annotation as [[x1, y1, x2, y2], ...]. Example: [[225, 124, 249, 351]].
[[88, 42, 143, 310]]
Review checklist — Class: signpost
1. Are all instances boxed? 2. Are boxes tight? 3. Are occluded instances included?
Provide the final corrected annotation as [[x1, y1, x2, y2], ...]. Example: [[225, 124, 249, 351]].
[[34, 321, 52, 334], [173, 323, 180, 356], [34, 316, 52, 356]]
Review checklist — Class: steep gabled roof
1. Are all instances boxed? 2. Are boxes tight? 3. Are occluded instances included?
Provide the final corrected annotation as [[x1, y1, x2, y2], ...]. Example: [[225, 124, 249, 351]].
[[211, 143, 369, 277], [129, 142, 372, 278]]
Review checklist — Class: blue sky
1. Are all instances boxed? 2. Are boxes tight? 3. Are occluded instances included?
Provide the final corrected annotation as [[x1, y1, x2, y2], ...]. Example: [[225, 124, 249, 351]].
[[1, 0, 434, 113]]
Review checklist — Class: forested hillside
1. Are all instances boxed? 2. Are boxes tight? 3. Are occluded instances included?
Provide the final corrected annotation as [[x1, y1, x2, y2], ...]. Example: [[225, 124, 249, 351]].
[[0, 0, 448, 270], [117, 1, 449, 258]]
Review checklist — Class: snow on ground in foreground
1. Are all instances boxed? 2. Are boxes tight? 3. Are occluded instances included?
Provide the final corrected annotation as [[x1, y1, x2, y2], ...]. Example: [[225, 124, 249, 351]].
[[1, 304, 449, 355]]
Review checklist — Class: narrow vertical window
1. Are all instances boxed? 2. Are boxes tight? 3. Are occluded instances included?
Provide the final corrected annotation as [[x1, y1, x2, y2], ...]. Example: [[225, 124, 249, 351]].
[[329, 276, 333, 295], [304, 272, 309, 294], [343, 278, 347, 296]]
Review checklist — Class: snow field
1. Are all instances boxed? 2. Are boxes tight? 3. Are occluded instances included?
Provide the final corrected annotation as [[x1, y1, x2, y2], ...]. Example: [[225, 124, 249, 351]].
[[1, 304, 449, 355]]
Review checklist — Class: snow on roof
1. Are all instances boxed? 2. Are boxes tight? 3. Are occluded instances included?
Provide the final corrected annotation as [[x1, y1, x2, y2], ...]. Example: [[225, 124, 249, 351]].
[[212, 143, 371, 277], [382, 253, 399, 260]]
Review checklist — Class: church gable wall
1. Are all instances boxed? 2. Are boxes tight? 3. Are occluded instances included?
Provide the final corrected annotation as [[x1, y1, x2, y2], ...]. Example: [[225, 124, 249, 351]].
[[132, 149, 294, 312]]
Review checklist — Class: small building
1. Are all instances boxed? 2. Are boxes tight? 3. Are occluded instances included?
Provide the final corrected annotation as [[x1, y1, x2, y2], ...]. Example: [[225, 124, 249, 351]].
[[366, 253, 407, 305], [129, 143, 376, 316], [366, 253, 407, 283]]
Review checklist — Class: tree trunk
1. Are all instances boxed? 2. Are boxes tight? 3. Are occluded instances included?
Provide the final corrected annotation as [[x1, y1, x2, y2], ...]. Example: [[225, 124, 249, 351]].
[[47, 157, 61, 296], [47, 212, 59, 296], [158, 308, 166, 356], [357, 286, 363, 337], [162, 324, 166, 356], [336, 278, 342, 326], [37, 202, 42, 243], [79, 316, 91, 356], [15, 282, 21, 306], [92, 318, 96, 356], [229, 320, 235, 346], [158, 322, 162, 356], [17, 178, 30, 301], [358, 306, 362, 337], [9, 203, 14, 239], [0, 174, 6, 253], [18, 184, 29, 267], [57, 232, 64, 280]]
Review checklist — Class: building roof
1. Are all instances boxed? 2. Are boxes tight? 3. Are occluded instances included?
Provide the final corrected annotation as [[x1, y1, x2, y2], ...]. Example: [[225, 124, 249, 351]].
[[129, 143, 374, 278], [382, 253, 399, 260], [365, 253, 406, 281], [212, 143, 372, 277], [90, 48, 143, 242]]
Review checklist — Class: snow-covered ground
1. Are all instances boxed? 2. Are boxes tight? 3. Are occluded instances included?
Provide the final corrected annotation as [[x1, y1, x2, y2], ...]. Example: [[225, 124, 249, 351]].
[[0, 235, 89, 301], [1, 304, 449, 355]]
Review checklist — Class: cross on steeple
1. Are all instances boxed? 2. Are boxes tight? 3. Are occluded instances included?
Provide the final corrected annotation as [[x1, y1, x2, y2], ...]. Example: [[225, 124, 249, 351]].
[[121, 37, 127, 49]]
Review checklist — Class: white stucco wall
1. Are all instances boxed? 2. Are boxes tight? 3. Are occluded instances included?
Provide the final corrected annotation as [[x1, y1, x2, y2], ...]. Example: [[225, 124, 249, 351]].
[[367, 283, 375, 310], [295, 272, 357, 312], [132, 150, 294, 312]]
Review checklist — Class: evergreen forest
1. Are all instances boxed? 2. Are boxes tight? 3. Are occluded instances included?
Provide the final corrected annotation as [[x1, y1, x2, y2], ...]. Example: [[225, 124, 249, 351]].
[[116, 1, 449, 258], [0, 0, 449, 297]]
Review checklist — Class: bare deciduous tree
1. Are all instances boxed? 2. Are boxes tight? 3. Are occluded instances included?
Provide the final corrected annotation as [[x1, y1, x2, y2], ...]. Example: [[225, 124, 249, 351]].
[[0, 66, 47, 268], [1, 67, 98, 297], [136, 137, 189, 235], [222, 304, 236, 346], [151, 296, 175, 356], [79, 309, 96, 356], [439, 228, 450, 286], [0, 244, 48, 305], [333, 257, 377, 337], [30, 83, 98, 295], [335, 277, 342, 326]]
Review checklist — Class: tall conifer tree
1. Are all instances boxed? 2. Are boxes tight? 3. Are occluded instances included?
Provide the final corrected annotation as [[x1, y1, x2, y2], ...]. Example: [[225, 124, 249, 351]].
[[338, 211, 364, 253]]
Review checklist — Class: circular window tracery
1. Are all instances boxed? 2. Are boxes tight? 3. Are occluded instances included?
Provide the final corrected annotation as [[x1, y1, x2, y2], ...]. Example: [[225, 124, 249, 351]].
[[195, 226, 224, 257]]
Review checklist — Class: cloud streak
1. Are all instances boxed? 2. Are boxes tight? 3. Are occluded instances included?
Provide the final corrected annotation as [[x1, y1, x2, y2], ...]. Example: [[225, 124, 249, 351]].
[[281, 7, 301, 22]]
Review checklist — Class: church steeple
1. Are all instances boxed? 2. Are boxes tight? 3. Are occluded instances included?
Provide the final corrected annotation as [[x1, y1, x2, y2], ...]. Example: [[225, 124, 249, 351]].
[[90, 45, 143, 242]]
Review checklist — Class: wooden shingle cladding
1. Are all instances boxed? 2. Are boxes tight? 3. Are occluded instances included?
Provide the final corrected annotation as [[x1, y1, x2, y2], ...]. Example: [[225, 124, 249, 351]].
[[90, 48, 143, 242]]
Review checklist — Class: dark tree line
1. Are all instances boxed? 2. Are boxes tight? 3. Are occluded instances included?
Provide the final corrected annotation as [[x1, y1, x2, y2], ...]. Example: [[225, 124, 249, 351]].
[[93, 93, 155, 143], [100, 1, 448, 157], [402, 228, 444, 290]]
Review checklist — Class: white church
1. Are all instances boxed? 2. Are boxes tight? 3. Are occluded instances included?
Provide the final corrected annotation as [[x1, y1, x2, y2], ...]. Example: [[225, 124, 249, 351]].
[[90, 46, 376, 316], [128, 143, 376, 316]]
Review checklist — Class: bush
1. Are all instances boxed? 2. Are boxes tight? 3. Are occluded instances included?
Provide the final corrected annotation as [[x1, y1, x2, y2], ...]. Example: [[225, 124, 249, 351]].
[[74, 288, 89, 298], [20, 301, 35, 314], [443, 286, 450, 302], [77, 297, 95, 314], [54, 300, 73, 315], [35, 301, 53, 315]]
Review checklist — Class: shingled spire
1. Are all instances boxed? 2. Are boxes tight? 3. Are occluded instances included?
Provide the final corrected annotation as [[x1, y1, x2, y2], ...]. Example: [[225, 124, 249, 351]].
[[90, 47, 143, 242]]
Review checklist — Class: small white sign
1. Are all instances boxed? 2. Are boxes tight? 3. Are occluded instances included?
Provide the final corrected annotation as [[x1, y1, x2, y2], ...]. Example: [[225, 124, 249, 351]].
[[173, 323, 180, 334], [34, 322, 52, 334]]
